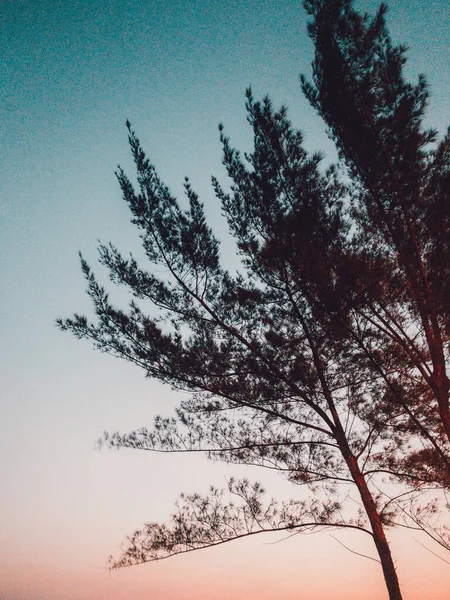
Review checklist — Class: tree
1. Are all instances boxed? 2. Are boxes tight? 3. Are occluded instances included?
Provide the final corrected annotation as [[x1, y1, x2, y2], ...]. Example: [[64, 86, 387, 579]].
[[58, 1, 450, 599], [301, 0, 450, 483]]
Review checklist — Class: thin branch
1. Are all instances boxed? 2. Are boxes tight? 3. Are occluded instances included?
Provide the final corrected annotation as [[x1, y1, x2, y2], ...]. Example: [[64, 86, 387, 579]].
[[329, 534, 380, 563], [413, 537, 450, 565], [110, 521, 374, 570]]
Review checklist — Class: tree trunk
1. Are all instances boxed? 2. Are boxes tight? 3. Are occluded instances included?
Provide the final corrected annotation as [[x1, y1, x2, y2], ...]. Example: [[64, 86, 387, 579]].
[[439, 400, 450, 447], [343, 449, 403, 600], [325, 393, 403, 599], [433, 370, 450, 446]]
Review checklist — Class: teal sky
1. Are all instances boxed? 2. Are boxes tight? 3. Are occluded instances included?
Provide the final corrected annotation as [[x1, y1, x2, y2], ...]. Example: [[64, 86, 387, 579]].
[[1, 1, 450, 598]]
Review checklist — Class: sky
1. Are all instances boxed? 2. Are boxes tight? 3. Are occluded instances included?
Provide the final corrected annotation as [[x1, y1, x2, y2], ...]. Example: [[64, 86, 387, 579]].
[[1, 0, 450, 598]]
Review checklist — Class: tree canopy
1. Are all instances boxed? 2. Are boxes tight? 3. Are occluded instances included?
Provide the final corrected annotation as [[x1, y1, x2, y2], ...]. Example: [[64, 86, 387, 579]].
[[58, 2, 450, 599]]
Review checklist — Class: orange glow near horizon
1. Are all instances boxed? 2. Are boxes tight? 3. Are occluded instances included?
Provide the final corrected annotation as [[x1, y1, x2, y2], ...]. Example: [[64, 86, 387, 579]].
[[2, 528, 450, 599]]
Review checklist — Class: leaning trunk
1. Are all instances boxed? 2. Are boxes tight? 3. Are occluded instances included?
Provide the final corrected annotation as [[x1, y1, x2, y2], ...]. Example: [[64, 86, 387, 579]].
[[431, 367, 450, 446], [314, 357, 403, 598], [331, 429, 403, 600], [345, 451, 403, 600]]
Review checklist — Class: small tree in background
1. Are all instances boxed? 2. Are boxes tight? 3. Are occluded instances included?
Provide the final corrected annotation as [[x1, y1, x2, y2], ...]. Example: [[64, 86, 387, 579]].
[[58, 1, 450, 599]]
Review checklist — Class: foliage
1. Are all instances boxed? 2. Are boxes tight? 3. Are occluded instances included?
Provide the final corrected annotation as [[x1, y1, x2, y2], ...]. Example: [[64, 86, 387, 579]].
[[58, 1, 450, 598], [301, 0, 450, 464], [109, 477, 368, 568]]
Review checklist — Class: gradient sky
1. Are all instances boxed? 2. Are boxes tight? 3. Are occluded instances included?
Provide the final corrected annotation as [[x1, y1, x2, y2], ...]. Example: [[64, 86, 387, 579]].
[[2, 0, 450, 598]]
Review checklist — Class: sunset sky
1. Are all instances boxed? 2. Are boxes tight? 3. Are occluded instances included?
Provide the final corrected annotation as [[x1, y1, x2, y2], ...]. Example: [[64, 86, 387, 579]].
[[2, 0, 450, 598]]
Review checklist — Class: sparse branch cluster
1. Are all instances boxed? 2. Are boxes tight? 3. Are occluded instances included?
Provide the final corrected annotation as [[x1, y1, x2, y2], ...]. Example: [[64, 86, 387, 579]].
[[110, 477, 368, 569]]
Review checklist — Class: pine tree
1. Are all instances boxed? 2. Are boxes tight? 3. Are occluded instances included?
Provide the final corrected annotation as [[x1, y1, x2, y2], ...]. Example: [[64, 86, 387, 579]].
[[58, 2, 450, 598], [301, 0, 450, 485]]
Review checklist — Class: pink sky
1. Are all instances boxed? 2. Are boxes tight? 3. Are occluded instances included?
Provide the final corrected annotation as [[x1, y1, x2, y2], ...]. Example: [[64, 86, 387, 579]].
[[2, 525, 450, 599]]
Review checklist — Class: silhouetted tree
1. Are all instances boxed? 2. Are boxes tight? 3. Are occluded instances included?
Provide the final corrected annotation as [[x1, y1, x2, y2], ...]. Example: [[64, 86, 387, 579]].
[[301, 0, 450, 483], [58, 1, 450, 599]]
